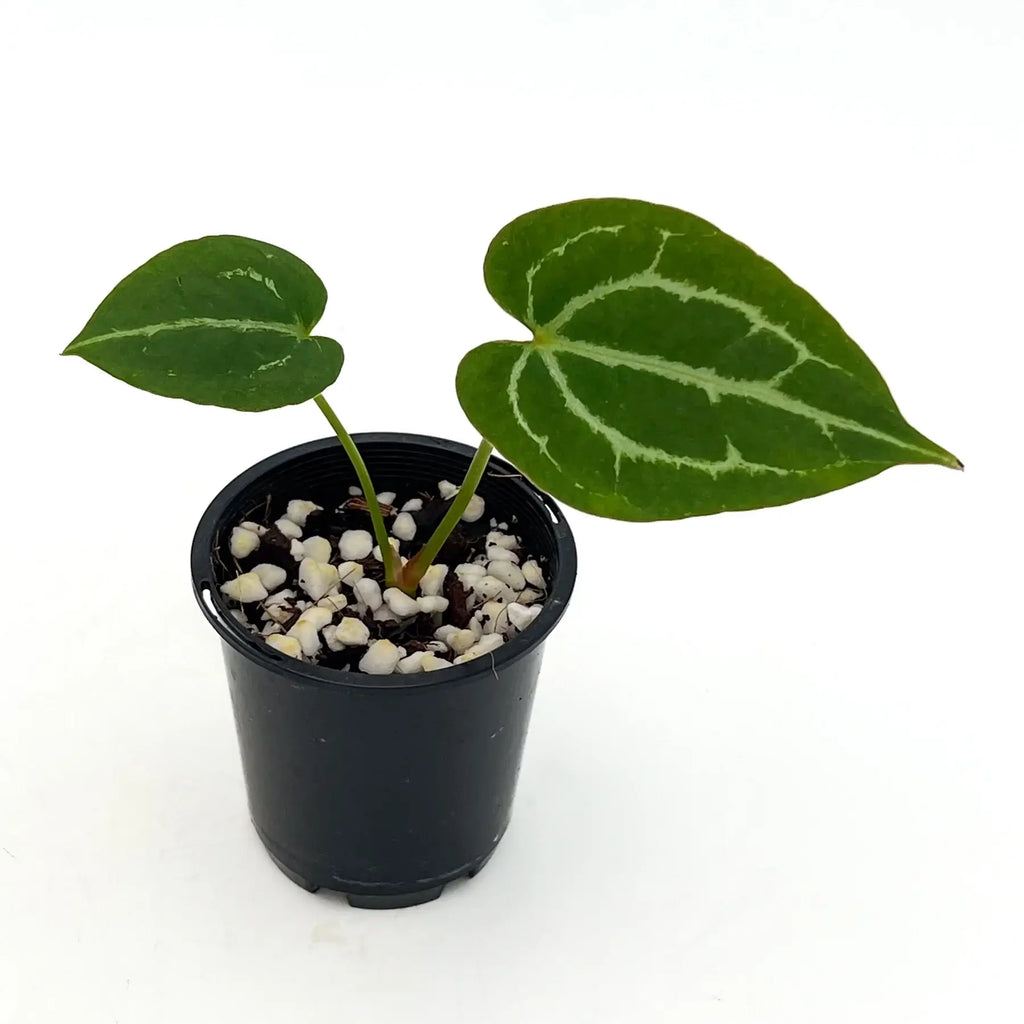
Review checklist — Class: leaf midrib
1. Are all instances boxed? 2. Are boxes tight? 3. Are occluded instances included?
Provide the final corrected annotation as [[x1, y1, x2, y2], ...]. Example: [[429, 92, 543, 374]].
[[64, 316, 306, 353], [544, 336, 940, 462]]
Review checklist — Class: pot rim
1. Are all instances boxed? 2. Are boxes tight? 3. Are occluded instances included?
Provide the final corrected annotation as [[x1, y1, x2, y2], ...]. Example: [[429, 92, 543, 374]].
[[190, 432, 577, 690]]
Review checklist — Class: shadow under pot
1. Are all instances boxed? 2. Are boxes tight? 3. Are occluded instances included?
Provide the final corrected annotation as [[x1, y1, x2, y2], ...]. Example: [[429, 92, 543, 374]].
[[191, 433, 577, 909]]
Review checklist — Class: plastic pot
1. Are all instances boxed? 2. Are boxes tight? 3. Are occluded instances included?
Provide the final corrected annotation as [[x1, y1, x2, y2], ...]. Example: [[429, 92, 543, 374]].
[[191, 433, 576, 908]]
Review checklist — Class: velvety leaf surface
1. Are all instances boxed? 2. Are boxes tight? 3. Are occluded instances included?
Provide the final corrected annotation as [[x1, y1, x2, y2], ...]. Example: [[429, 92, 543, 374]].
[[458, 198, 959, 521], [62, 236, 343, 411]]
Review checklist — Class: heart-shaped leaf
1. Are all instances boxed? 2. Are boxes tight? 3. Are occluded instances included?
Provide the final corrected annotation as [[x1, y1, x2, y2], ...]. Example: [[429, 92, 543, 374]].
[[457, 198, 960, 521], [62, 236, 343, 411]]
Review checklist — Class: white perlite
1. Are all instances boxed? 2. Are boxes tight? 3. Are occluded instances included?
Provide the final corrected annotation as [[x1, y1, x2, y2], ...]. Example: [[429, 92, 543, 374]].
[[359, 639, 403, 675], [507, 602, 541, 631], [339, 529, 373, 561], [336, 561, 364, 586], [297, 536, 332, 563], [487, 559, 526, 591], [438, 479, 459, 500], [297, 558, 339, 602], [383, 587, 420, 618], [288, 607, 332, 657], [225, 487, 552, 675], [485, 545, 519, 564], [265, 634, 302, 659], [372, 538, 401, 561], [221, 572, 268, 603], [376, 491, 397, 506], [461, 495, 485, 523], [419, 563, 448, 597], [274, 517, 303, 540], [284, 500, 322, 527], [521, 560, 547, 589], [333, 617, 371, 647], [353, 577, 382, 611], [251, 563, 287, 591], [397, 651, 429, 674], [454, 633, 504, 664], [391, 512, 417, 541], [229, 526, 261, 559]]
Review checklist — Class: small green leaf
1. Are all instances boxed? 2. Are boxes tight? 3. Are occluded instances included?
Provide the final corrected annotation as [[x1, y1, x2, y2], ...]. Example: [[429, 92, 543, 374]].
[[62, 236, 343, 411], [458, 198, 960, 521]]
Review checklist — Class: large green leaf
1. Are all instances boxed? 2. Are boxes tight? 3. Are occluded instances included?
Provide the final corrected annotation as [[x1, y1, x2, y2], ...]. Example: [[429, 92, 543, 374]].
[[457, 198, 960, 521], [62, 236, 343, 411]]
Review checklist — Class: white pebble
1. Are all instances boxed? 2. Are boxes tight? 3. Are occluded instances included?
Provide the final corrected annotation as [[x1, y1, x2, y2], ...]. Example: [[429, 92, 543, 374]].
[[372, 605, 398, 623], [251, 563, 287, 591], [391, 512, 417, 541], [434, 624, 460, 646], [230, 527, 261, 559], [372, 538, 401, 562], [265, 634, 303, 659], [220, 572, 268, 603], [297, 558, 339, 602], [275, 518, 303, 540], [289, 538, 306, 560], [322, 623, 343, 651], [486, 545, 520, 564], [264, 588, 296, 607], [353, 577, 382, 611], [284, 500, 322, 527], [420, 653, 450, 672], [478, 600, 510, 634], [240, 521, 267, 536], [359, 639, 402, 675], [521, 560, 547, 589], [339, 529, 373, 561], [454, 562, 486, 585], [334, 617, 370, 647], [453, 634, 504, 664], [260, 621, 282, 636], [488, 560, 526, 591], [416, 595, 449, 614], [397, 651, 429, 674], [461, 494, 485, 523], [287, 619, 323, 657], [230, 609, 248, 624], [507, 602, 542, 632], [447, 629, 478, 655], [516, 587, 544, 606], [425, 640, 449, 654], [418, 563, 448, 597], [401, 498, 423, 512], [375, 491, 397, 506], [438, 479, 459, 500], [299, 536, 332, 563], [336, 560, 364, 586], [316, 592, 348, 613], [486, 531, 517, 550], [471, 575, 515, 603], [383, 587, 421, 618], [348, 485, 362, 496]]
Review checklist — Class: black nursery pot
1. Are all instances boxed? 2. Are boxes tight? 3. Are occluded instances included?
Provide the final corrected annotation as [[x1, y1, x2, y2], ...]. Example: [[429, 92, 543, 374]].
[[191, 433, 576, 908]]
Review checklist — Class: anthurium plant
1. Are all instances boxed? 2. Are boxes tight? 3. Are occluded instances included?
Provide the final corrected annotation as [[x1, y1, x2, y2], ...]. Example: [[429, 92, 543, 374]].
[[63, 197, 960, 597]]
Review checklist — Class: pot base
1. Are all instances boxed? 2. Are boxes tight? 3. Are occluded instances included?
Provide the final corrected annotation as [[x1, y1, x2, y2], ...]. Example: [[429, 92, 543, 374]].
[[256, 823, 498, 909]]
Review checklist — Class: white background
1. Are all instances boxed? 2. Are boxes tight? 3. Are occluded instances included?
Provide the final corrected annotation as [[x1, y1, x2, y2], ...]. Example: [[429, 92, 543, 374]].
[[2, 1, 1021, 1021]]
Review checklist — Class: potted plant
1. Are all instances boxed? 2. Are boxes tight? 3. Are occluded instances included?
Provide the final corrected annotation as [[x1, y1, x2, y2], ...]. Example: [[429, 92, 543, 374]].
[[62, 198, 960, 907]]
